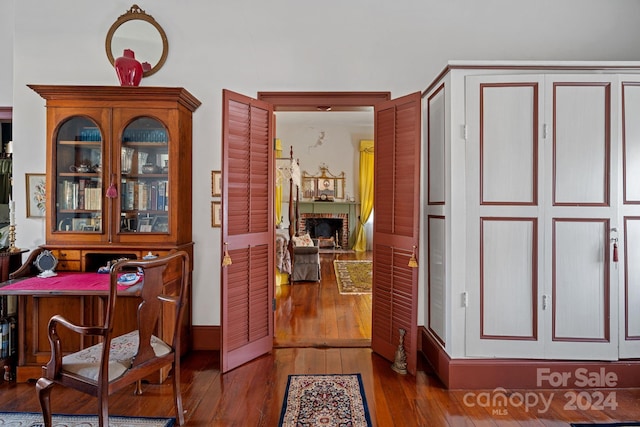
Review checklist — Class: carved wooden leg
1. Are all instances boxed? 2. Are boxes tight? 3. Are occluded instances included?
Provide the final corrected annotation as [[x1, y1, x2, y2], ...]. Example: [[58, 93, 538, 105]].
[[172, 361, 185, 426], [134, 379, 143, 395], [35, 377, 54, 427], [97, 390, 109, 427]]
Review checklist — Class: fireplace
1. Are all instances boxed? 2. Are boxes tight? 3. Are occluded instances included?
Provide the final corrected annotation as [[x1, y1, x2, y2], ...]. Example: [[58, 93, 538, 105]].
[[299, 213, 349, 249]]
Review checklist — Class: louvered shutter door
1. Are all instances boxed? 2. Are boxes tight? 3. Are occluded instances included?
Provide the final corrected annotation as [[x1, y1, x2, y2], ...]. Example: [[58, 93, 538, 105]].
[[372, 92, 421, 375], [221, 90, 274, 373]]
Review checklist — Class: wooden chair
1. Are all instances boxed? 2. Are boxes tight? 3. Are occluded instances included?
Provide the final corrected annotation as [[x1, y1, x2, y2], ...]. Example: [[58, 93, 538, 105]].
[[35, 251, 190, 427]]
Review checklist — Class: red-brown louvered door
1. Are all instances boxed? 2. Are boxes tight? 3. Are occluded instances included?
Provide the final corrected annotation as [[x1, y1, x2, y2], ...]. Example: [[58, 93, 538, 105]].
[[372, 92, 421, 375], [221, 89, 274, 373]]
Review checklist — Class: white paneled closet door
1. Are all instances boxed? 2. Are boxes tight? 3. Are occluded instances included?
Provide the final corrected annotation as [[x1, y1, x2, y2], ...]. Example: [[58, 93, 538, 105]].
[[620, 77, 640, 358], [465, 75, 546, 358], [543, 75, 618, 360], [465, 74, 621, 360]]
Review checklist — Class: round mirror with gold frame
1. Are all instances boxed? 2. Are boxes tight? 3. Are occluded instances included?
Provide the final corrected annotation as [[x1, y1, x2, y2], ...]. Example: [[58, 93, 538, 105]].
[[105, 4, 168, 78]]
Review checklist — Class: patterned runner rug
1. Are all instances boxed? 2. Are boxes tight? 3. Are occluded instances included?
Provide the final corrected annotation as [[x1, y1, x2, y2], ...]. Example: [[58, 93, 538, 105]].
[[333, 260, 372, 294], [279, 374, 371, 427], [0, 412, 175, 427]]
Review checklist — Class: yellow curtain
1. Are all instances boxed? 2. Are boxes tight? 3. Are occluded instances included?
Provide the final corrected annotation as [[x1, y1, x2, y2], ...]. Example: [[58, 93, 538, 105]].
[[274, 139, 283, 226], [354, 140, 374, 251]]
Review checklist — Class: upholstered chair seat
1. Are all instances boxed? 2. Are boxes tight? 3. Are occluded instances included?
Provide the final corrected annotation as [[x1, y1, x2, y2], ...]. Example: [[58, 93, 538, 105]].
[[60, 331, 171, 382]]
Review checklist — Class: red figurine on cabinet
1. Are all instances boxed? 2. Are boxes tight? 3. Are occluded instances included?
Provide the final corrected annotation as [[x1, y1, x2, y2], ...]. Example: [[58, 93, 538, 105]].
[[114, 49, 143, 86]]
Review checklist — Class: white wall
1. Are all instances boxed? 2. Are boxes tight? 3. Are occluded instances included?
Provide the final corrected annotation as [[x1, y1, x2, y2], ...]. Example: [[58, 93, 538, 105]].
[[276, 111, 374, 204], [5, 0, 640, 327]]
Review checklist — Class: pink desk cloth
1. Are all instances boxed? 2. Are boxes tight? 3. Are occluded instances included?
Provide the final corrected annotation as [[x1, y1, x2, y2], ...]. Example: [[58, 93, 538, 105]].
[[0, 272, 141, 295]]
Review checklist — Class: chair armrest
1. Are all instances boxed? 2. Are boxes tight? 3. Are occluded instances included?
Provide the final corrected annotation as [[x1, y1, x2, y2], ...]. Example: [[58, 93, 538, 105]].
[[44, 315, 108, 379], [158, 294, 179, 304], [48, 314, 107, 337], [293, 246, 319, 255]]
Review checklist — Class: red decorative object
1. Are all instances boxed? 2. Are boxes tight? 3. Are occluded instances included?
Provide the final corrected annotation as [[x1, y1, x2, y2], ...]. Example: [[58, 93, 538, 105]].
[[114, 49, 143, 86]]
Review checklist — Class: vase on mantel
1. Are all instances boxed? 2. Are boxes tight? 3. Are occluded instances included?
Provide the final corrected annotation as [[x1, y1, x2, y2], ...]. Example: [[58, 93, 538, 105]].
[[114, 49, 143, 87]]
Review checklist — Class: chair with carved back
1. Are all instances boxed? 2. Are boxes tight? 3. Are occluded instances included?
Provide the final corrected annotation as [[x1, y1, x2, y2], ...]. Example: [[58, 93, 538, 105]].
[[35, 250, 190, 427]]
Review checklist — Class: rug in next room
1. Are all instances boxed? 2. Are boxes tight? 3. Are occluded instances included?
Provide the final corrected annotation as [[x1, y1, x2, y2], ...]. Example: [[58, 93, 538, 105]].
[[333, 260, 372, 294]]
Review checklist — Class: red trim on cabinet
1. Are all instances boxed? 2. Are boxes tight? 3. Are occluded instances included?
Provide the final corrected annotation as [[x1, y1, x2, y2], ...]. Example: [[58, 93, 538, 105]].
[[421, 327, 640, 389], [624, 217, 640, 340], [551, 218, 610, 342], [479, 217, 538, 341], [622, 82, 640, 204], [552, 82, 611, 207], [479, 83, 539, 206], [427, 84, 446, 206], [427, 215, 445, 346]]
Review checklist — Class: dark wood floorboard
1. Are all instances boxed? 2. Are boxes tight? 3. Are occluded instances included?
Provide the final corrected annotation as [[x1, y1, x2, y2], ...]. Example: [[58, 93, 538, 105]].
[[274, 251, 372, 348], [1, 251, 638, 425], [0, 351, 638, 426]]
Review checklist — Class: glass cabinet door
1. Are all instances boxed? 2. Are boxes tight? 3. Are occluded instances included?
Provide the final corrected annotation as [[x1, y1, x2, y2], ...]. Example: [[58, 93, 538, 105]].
[[55, 117, 103, 233], [119, 117, 169, 234]]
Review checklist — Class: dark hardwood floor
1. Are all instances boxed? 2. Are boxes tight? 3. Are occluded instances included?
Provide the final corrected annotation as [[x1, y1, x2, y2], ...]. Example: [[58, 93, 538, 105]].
[[274, 251, 373, 348], [0, 251, 638, 426]]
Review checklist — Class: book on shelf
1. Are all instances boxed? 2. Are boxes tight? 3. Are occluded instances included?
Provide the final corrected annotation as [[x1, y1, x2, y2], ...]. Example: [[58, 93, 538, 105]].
[[60, 181, 79, 210], [119, 180, 168, 213], [84, 187, 102, 210]]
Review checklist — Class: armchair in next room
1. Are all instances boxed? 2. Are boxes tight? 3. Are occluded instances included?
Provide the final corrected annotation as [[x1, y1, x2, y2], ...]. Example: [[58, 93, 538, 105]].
[[291, 233, 321, 282]]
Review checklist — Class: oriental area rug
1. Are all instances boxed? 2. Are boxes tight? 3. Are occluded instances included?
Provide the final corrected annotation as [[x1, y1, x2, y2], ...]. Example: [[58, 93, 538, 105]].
[[278, 374, 372, 427], [0, 412, 175, 427], [333, 260, 372, 294]]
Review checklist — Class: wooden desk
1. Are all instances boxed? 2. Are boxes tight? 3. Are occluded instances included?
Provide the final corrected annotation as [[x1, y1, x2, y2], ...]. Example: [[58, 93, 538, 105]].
[[0, 249, 27, 381], [0, 273, 149, 382]]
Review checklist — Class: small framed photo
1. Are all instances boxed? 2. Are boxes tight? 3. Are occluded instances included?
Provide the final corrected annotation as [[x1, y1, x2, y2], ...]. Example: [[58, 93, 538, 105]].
[[152, 215, 169, 232], [72, 218, 90, 231], [138, 216, 156, 232], [211, 170, 222, 197], [26, 173, 46, 217], [211, 201, 222, 227]]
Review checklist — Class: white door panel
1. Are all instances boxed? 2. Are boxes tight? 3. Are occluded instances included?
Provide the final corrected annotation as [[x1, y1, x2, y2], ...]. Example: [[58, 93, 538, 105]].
[[554, 85, 608, 205], [553, 220, 608, 340], [624, 219, 640, 337], [620, 76, 640, 358], [544, 75, 618, 360], [481, 85, 536, 204], [465, 75, 545, 358], [481, 219, 536, 338]]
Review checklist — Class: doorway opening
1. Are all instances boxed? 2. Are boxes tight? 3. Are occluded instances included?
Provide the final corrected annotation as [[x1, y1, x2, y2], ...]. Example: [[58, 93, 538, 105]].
[[259, 92, 389, 348]]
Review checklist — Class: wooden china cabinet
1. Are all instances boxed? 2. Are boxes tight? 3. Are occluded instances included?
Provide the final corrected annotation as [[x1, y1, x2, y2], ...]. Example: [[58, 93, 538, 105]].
[[11, 85, 201, 382]]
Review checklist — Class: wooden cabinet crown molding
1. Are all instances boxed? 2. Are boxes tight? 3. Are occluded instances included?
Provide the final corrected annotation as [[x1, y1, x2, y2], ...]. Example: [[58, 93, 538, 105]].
[[28, 85, 201, 112]]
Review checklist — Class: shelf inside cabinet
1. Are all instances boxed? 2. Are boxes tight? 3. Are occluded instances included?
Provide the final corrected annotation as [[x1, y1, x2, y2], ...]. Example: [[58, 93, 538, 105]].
[[127, 174, 168, 178], [59, 173, 102, 177], [59, 140, 102, 146], [122, 142, 168, 147]]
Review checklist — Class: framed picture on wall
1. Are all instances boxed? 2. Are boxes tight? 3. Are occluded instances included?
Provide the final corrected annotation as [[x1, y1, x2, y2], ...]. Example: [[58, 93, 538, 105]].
[[211, 201, 221, 227], [26, 173, 46, 217], [211, 170, 222, 197]]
